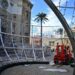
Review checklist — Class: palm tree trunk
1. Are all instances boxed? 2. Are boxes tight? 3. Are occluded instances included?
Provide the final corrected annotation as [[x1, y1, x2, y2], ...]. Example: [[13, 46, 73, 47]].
[[40, 19, 42, 47], [44, 0, 75, 74]]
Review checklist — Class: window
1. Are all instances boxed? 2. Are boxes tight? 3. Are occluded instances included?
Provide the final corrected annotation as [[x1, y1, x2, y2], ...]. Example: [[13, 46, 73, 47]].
[[12, 23, 16, 34], [49, 41, 54, 46], [25, 32, 29, 36], [13, 14, 16, 19], [10, 2, 14, 6], [26, 11, 29, 20]]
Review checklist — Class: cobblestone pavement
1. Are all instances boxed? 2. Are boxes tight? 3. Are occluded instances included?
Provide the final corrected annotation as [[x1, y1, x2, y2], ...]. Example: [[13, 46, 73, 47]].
[[1, 64, 74, 75]]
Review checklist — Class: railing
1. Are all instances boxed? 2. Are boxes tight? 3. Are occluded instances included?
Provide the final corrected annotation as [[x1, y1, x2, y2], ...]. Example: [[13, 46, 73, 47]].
[[0, 32, 51, 67]]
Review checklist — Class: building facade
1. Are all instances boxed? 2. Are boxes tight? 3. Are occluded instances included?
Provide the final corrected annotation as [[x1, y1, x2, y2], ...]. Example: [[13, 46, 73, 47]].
[[0, 0, 33, 46]]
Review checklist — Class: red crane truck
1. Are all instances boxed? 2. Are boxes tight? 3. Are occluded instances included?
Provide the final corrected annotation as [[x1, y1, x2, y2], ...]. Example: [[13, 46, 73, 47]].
[[54, 44, 74, 65]]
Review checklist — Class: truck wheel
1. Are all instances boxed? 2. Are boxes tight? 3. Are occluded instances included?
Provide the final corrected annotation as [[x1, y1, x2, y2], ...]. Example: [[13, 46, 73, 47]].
[[54, 60, 58, 64], [70, 58, 74, 63]]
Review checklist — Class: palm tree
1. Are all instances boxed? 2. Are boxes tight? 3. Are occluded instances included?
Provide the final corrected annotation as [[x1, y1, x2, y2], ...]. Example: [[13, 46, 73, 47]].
[[56, 28, 63, 43], [34, 12, 48, 47]]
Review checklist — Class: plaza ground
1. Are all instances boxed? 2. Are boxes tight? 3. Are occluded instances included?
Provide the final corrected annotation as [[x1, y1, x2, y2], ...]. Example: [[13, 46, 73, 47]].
[[1, 64, 73, 75]]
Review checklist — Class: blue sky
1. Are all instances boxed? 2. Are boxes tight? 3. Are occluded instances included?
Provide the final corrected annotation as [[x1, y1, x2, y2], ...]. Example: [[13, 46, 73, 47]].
[[31, 0, 49, 18], [31, 0, 75, 36]]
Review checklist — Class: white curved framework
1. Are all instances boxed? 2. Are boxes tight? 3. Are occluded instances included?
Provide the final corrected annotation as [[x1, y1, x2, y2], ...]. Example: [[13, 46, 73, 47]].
[[0, 16, 52, 66]]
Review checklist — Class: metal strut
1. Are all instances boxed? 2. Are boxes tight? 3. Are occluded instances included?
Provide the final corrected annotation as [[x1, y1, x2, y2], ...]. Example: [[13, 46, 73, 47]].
[[0, 18, 12, 61], [0, 33, 12, 61]]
